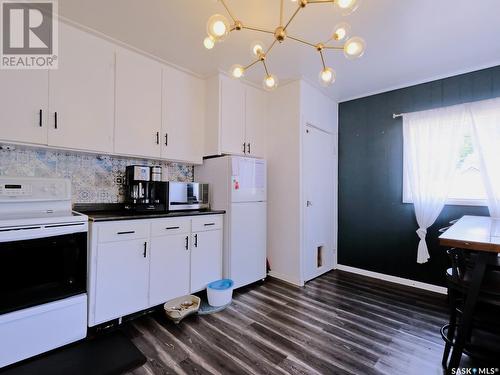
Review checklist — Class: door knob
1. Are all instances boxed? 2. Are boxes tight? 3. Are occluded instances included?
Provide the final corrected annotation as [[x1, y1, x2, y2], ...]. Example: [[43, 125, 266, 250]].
[[306, 200, 313, 207]]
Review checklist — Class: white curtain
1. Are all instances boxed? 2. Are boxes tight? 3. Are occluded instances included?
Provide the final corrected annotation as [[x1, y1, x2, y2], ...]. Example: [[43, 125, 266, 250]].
[[469, 97, 500, 218], [403, 106, 468, 263]]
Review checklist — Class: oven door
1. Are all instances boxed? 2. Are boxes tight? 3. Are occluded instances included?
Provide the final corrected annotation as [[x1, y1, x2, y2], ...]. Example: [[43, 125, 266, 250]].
[[0, 222, 87, 315]]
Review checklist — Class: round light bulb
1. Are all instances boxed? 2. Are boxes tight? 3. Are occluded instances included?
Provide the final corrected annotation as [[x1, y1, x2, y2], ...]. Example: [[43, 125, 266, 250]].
[[263, 74, 278, 91], [207, 14, 230, 41], [319, 67, 336, 87], [203, 35, 215, 50], [336, 0, 359, 15], [251, 41, 265, 57], [230, 64, 245, 79], [344, 36, 366, 59], [332, 22, 351, 41]]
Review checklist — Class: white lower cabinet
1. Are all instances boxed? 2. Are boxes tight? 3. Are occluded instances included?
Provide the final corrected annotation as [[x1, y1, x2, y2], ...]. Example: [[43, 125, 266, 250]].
[[94, 239, 149, 324], [88, 215, 223, 326], [149, 233, 191, 306], [191, 230, 223, 293]]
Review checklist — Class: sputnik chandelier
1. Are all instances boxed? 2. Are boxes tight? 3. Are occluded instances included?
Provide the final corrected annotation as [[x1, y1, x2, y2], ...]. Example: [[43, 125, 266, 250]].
[[203, 0, 366, 91]]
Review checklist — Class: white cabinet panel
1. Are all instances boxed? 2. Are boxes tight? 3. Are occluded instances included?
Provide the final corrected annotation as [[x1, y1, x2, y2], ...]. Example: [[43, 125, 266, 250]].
[[190, 229, 222, 292], [162, 66, 204, 164], [149, 234, 190, 306], [115, 49, 162, 158], [220, 76, 245, 155], [94, 239, 149, 324], [48, 23, 115, 152], [245, 86, 267, 157], [0, 70, 48, 145]]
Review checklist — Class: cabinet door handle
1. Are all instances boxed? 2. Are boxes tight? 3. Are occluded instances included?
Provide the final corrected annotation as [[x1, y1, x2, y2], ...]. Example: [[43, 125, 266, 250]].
[[143, 241, 147, 258], [166, 226, 180, 230], [54, 112, 58, 129], [204, 223, 215, 227], [185, 236, 189, 250], [117, 230, 135, 235], [194, 233, 198, 247], [247, 143, 251, 154], [39, 109, 43, 127], [242, 142, 246, 154], [156, 131, 160, 145], [165, 133, 168, 146]]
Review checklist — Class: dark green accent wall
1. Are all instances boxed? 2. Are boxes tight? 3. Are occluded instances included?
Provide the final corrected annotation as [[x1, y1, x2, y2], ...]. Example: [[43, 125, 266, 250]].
[[338, 65, 500, 287]]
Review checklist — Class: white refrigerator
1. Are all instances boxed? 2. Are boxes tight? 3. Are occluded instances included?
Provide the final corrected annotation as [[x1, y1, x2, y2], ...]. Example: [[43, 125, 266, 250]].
[[195, 156, 267, 289]]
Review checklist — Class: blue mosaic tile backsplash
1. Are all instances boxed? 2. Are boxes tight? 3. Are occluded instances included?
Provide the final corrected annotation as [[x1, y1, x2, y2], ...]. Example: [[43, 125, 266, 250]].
[[0, 146, 193, 203]]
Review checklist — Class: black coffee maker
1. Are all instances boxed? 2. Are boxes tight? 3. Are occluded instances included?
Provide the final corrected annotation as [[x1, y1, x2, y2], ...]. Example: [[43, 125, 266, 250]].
[[124, 165, 165, 212]]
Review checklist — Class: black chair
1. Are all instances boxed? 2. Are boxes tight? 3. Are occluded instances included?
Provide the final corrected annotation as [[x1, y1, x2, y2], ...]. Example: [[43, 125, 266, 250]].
[[441, 247, 500, 368]]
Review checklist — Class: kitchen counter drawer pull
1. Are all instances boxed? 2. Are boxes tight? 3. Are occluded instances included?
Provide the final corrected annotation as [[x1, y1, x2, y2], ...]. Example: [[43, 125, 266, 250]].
[[117, 230, 135, 235], [185, 236, 189, 250], [166, 226, 180, 230], [204, 223, 215, 226], [194, 233, 198, 247]]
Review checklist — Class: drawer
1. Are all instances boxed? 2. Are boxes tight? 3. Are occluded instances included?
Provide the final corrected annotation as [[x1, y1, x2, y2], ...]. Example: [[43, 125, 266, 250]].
[[97, 220, 150, 243], [191, 215, 223, 232], [151, 218, 191, 237]]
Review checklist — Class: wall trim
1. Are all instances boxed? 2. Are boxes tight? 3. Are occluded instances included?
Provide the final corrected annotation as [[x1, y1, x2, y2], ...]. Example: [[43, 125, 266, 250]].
[[268, 271, 304, 287], [336, 264, 447, 295]]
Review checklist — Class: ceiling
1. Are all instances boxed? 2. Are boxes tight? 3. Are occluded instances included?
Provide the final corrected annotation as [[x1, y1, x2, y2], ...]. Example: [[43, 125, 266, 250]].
[[59, 0, 500, 102]]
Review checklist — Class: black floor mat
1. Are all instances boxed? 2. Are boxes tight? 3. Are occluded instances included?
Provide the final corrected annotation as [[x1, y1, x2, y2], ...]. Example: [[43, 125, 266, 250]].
[[0, 331, 146, 375]]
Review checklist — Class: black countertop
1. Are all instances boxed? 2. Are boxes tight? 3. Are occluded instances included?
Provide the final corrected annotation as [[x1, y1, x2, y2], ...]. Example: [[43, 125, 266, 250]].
[[74, 203, 225, 222]]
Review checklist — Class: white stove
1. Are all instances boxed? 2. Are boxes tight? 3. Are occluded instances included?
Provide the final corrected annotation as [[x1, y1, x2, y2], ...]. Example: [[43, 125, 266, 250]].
[[0, 177, 88, 368]]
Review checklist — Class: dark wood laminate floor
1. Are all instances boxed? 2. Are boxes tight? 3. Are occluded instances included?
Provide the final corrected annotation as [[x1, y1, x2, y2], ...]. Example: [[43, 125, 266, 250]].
[[123, 270, 449, 375]]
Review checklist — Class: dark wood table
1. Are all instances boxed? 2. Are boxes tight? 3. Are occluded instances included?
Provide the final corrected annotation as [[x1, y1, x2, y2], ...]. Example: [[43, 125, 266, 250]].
[[439, 215, 500, 372]]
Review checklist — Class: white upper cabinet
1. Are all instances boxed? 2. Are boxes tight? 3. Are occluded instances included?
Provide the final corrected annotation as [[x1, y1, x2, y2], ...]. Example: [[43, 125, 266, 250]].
[[245, 85, 267, 157], [162, 66, 204, 164], [220, 75, 246, 155], [204, 74, 267, 157], [48, 23, 115, 153], [115, 48, 162, 158], [300, 81, 337, 133], [0, 70, 48, 145]]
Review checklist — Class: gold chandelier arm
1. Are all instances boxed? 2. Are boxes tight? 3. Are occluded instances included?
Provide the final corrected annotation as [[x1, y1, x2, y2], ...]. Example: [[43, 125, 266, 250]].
[[319, 50, 326, 69], [287, 35, 317, 48], [244, 59, 261, 71], [323, 45, 344, 50], [265, 39, 278, 55], [219, 0, 237, 22], [307, 0, 335, 3], [280, 0, 284, 26], [284, 6, 301, 30], [242, 25, 275, 35], [262, 60, 270, 76]]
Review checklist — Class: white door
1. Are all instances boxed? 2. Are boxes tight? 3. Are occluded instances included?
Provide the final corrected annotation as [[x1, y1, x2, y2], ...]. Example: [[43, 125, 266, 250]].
[[244, 85, 267, 157], [190, 230, 222, 292], [230, 202, 267, 288], [48, 23, 115, 152], [115, 49, 162, 158], [149, 234, 191, 306], [303, 124, 335, 282], [0, 70, 48, 145], [94, 239, 149, 323], [220, 76, 245, 155], [161, 66, 204, 164]]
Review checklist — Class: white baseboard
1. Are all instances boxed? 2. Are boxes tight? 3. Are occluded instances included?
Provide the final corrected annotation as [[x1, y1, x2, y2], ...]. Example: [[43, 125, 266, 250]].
[[335, 264, 447, 295], [268, 271, 304, 287]]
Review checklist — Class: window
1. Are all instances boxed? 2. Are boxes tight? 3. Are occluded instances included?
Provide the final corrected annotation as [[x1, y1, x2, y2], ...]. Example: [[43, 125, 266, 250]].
[[403, 127, 487, 206]]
